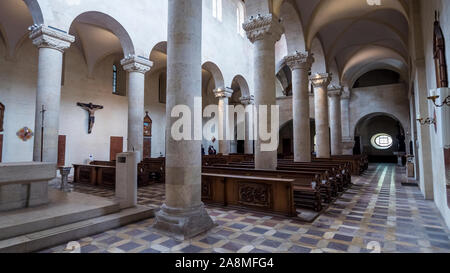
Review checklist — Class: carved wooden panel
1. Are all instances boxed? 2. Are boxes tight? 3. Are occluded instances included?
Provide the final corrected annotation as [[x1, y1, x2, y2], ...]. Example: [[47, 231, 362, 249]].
[[434, 16, 448, 88], [143, 137, 151, 159], [0, 102, 4, 132], [57, 135, 66, 167], [0, 134, 3, 163], [202, 180, 212, 200], [110, 136, 123, 161], [238, 182, 272, 208]]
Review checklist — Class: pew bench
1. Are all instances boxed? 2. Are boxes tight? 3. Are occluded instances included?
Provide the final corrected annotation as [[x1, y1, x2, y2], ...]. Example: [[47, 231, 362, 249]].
[[203, 166, 324, 211]]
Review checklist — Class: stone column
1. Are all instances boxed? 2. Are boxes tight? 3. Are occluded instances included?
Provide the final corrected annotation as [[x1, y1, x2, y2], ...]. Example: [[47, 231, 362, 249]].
[[340, 87, 354, 155], [328, 86, 343, 155], [214, 88, 233, 155], [243, 14, 284, 170], [30, 25, 74, 163], [310, 73, 332, 158], [285, 51, 314, 162], [153, 0, 213, 240], [121, 55, 153, 162], [241, 95, 255, 154]]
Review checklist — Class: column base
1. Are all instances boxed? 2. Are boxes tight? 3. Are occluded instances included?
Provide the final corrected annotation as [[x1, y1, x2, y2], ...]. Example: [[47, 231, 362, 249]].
[[153, 203, 215, 240]]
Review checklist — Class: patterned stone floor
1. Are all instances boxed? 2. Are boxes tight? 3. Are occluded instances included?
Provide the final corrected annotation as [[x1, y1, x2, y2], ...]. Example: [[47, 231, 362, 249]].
[[42, 164, 450, 253]]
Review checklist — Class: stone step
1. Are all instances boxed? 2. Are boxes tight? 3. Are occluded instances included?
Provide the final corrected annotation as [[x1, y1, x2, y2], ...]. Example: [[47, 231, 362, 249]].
[[0, 190, 121, 241], [0, 205, 155, 253]]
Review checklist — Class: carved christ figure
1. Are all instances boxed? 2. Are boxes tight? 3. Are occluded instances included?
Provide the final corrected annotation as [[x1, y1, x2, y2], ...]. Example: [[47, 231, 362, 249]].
[[77, 102, 104, 134]]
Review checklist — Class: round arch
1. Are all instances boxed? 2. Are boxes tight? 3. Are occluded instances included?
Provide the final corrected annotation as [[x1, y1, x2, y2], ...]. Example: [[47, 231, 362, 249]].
[[69, 11, 135, 57], [231, 75, 250, 98], [202, 61, 225, 89], [279, 0, 306, 53]]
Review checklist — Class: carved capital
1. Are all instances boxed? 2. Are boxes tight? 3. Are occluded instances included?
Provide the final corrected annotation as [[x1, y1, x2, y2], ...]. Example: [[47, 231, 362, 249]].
[[328, 85, 342, 97], [240, 95, 255, 105], [310, 73, 332, 88], [284, 51, 314, 71], [243, 14, 284, 44], [341, 87, 351, 99], [214, 88, 233, 99], [29, 25, 75, 53], [121, 55, 153, 74]]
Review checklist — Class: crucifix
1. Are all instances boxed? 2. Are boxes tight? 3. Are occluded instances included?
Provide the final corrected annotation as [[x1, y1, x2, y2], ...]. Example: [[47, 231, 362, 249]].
[[77, 102, 104, 134]]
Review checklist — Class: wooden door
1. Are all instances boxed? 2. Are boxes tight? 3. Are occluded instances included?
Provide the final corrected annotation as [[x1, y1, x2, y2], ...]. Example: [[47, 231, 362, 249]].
[[57, 135, 66, 167], [283, 139, 291, 155], [143, 137, 151, 159], [110, 136, 123, 161]]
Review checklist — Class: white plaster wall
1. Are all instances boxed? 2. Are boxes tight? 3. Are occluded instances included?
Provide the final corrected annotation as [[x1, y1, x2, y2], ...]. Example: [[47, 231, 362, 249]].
[[419, 0, 450, 227], [1, 0, 254, 164], [0, 40, 37, 162], [349, 83, 411, 140]]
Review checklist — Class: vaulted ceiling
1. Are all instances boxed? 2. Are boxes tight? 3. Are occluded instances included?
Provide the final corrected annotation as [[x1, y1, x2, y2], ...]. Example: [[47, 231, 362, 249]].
[[277, 0, 410, 86]]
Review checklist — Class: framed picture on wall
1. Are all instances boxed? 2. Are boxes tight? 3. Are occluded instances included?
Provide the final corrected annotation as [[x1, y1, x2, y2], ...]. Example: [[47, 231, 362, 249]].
[[159, 71, 167, 104]]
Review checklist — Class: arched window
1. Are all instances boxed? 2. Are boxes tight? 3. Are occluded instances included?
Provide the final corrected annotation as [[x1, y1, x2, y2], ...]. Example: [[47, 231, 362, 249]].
[[371, 133, 394, 150], [434, 11, 448, 88], [212, 0, 222, 22], [112, 64, 118, 94], [112, 62, 126, 96], [236, 1, 245, 36]]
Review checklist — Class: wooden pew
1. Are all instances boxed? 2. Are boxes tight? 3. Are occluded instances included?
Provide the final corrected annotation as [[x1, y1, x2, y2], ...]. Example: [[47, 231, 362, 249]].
[[73, 157, 166, 188], [277, 160, 352, 188], [203, 166, 324, 211], [138, 158, 165, 186], [202, 173, 299, 217], [214, 162, 336, 202]]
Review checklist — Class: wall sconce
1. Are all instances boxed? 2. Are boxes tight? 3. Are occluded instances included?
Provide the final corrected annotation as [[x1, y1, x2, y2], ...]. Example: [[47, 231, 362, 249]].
[[417, 117, 436, 125], [427, 95, 450, 108]]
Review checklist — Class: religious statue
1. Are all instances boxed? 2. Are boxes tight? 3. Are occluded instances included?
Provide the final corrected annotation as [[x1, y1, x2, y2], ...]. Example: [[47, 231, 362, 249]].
[[77, 102, 104, 134]]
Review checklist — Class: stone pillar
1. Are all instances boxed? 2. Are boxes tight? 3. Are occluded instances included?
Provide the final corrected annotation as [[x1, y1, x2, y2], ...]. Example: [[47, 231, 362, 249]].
[[30, 25, 74, 163], [328, 86, 343, 155], [121, 55, 153, 162], [153, 0, 213, 240], [241, 95, 255, 154], [285, 51, 314, 162], [340, 87, 354, 155], [310, 73, 332, 158], [214, 88, 233, 155], [243, 14, 284, 170]]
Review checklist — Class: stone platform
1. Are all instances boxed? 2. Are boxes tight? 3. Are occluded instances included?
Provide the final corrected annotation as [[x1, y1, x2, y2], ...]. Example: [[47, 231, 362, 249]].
[[0, 190, 155, 253]]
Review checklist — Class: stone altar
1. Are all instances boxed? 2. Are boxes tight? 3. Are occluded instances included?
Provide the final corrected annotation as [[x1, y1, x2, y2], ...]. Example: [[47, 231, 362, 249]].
[[0, 162, 56, 211]]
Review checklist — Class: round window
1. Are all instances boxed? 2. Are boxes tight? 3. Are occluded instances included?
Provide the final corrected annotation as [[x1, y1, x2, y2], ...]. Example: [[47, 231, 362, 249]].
[[371, 133, 393, 150]]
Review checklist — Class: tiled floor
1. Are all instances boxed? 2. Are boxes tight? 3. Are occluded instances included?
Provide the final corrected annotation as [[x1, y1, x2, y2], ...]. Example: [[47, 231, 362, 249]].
[[43, 164, 450, 253]]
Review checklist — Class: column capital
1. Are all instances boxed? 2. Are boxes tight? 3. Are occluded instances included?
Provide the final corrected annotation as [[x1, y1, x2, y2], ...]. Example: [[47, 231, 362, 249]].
[[341, 87, 351, 99], [240, 95, 255, 105], [310, 73, 332, 88], [29, 25, 75, 52], [284, 51, 314, 71], [121, 55, 153, 74], [214, 88, 233, 99], [328, 85, 343, 97], [243, 14, 284, 44]]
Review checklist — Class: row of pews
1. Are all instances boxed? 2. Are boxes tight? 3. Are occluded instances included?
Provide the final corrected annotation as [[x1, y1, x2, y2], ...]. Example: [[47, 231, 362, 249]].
[[72, 153, 367, 219], [73, 158, 165, 188], [201, 154, 368, 217]]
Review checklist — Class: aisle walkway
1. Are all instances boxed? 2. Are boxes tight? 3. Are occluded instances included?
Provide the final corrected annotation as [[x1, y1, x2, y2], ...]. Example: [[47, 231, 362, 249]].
[[42, 164, 450, 253]]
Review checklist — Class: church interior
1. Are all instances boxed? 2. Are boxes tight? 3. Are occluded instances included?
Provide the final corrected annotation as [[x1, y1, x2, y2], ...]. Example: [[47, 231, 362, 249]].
[[0, 0, 449, 254]]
